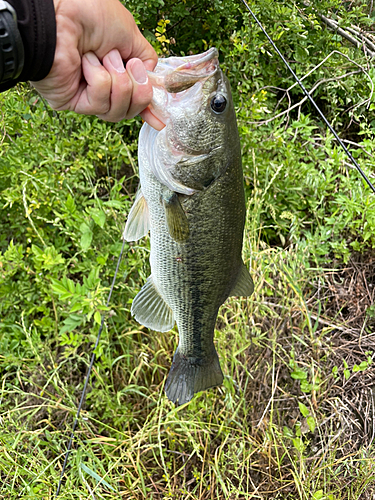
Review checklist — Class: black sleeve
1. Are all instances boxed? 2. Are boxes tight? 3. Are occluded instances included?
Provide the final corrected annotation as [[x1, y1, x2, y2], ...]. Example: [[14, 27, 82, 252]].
[[0, 0, 56, 92]]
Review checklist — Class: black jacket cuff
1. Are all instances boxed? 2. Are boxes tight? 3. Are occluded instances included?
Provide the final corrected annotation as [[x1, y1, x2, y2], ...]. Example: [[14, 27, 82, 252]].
[[0, 0, 56, 92]]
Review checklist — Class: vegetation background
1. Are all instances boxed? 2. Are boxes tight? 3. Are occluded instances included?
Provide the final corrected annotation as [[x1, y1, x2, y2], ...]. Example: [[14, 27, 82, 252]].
[[1, 0, 375, 498]]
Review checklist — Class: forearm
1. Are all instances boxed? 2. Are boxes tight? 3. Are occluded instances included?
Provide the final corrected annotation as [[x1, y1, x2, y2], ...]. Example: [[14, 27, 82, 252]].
[[0, 0, 56, 92]]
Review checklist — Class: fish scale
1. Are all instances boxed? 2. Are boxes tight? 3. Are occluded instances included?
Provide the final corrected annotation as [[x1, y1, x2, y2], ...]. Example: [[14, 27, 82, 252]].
[[124, 48, 254, 405]]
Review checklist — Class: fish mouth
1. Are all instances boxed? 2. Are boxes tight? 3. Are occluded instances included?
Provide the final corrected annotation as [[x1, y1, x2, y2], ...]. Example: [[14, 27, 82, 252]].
[[146, 48, 220, 128], [148, 48, 219, 94], [163, 48, 219, 93]]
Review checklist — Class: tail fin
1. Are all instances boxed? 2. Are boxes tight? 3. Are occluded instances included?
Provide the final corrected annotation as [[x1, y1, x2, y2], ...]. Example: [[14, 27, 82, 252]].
[[165, 347, 223, 405]]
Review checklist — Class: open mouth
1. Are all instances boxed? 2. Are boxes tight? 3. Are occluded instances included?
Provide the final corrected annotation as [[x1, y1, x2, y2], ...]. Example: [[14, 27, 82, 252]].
[[146, 48, 220, 130], [148, 48, 219, 96], [163, 48, 219, 93]]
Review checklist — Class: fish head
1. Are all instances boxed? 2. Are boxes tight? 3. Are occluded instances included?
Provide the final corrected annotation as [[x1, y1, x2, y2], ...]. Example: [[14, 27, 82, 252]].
[[147, 48, 239, 194]]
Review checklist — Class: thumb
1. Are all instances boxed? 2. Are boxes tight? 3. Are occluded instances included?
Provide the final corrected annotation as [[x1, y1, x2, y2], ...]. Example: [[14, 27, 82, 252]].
[[124, 58, 154, 118]]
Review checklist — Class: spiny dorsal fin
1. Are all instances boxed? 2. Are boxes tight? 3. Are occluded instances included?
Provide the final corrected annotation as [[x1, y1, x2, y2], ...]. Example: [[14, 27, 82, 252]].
[[131, 276, 175, 332], [162, 189, 189, 243], [123, 187, 150, 242], [229, 261, 254, 297]]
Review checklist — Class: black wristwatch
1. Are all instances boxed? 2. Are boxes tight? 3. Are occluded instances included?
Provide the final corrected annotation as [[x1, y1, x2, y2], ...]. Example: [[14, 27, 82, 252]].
[[0, 0, 24, 84]]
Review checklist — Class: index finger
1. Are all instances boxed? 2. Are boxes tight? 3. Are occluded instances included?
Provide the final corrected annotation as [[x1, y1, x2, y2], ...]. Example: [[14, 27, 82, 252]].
[[118, 23, 158, 72]]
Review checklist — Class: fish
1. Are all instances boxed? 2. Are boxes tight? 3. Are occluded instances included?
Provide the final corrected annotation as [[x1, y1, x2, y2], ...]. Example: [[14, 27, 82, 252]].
[[123, 48, 254, 405]]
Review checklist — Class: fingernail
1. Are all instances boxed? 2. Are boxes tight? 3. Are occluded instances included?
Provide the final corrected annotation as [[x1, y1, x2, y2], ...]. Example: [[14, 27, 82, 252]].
[[129, 59, 148, 84], [107, 50, 125, 73], [85, 52, 101, 67]]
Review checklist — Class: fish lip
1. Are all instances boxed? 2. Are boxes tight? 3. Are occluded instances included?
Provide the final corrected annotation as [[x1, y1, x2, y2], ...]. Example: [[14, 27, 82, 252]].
[[156, 47, 219, 73], [171, 47, 219, 73], [148, 47, 219, 95]]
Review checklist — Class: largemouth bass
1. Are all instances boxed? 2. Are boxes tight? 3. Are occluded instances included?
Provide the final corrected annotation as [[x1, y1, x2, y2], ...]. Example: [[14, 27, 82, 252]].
[[124, 48, 254, 405]]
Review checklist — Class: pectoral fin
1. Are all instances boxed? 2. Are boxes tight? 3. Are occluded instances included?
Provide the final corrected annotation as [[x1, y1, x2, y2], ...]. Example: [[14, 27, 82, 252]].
[[123, 188, 150, 242], [229, 262, 254, 297], [162, 190, 190, 243], [131, 276, 175, 332]]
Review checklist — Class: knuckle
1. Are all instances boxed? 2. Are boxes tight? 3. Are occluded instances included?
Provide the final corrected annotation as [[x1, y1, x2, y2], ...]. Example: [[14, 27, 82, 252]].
[[97, 102, 111, 115], [98, 71, 112, 89], [116, 77, 132, 96], [98, 107, 127, 122]]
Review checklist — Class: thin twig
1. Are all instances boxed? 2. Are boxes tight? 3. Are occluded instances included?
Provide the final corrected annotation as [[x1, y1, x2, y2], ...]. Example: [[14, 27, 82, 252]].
[[22, 182, 46, 247], [257, 367, 280, 428], [344, 25, 375, 52], [320, 14, 375, 58], [249, 70, 362, 126], [303, 1, 375, 57], [286, 50, 374, 108]]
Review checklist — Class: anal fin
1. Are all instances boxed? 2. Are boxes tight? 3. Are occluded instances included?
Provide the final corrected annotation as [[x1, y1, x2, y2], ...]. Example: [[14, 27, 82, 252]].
[[229, 261, 254, 297], [131, 276, 175, 332], [123, 187, 150, 242]]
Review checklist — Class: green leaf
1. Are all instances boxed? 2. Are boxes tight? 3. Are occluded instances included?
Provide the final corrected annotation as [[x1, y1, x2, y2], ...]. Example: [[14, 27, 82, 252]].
[[300, 380, 313, 393], [31, 244, 43, 258], [65, 194, 76, 214], [291, 368, 307, 380], [80, 463, 116, 492], [283, 426, 294, 439], [97, 305, 110, 311], [50, 279, 69, 296], [80, 230, 93, 251], [66, 278, 76, 294], [103, 200, 123, 209], [298, 402, 310, 418], [96, 254, 108, 265], [313, 491, 324, 500], [94, 311, 102, 325], [307, 416, 316, 433], [69, 313, 84, 322], [70, 303, 83, 313], [80, 222, 91, 233], [292, 437, 304, 453], [59, 316, 83, 335], [91, 209, 106, 228], [85, 267, 100, 289], [358, 360, 369, 370]]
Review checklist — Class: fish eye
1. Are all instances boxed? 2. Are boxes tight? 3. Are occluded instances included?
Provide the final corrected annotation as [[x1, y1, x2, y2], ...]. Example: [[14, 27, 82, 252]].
[[210, 94, 227, 114]]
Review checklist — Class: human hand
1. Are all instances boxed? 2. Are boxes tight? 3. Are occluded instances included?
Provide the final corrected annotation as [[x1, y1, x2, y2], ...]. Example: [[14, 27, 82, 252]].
[[32, 0, 162, 126]]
